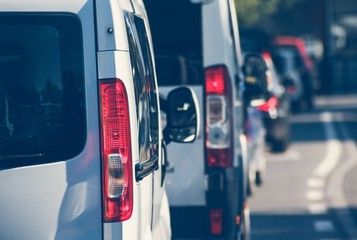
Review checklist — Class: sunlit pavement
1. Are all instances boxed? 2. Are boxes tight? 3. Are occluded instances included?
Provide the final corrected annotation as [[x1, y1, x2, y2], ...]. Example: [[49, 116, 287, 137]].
[[249, 94, 357, 240]]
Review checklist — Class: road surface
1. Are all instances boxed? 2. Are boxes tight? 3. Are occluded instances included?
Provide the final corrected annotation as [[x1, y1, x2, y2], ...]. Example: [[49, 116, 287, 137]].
[[250, 94, 357, 240]]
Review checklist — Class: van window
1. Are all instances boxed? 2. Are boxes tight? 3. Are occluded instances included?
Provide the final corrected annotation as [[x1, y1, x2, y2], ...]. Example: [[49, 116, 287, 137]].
[[146, 0, 204, 86], [0, 14, 85, 169], [125, 13, 159, 163]]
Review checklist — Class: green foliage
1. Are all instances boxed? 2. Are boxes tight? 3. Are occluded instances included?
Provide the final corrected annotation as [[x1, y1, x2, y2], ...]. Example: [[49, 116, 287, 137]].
[[235, 0, 299, 28]]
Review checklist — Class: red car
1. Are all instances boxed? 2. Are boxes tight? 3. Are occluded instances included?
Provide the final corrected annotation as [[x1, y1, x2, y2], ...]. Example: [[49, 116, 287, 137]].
[[273, 36, 316, 111]]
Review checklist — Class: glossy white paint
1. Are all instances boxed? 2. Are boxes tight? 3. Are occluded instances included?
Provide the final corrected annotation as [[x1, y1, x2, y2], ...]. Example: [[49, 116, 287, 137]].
[[0, 0, 171, 239], [153, 0, 249, 238], [96, 1, 169, 239], [0, 0, 102, 239], [0, 0, 88, 12]]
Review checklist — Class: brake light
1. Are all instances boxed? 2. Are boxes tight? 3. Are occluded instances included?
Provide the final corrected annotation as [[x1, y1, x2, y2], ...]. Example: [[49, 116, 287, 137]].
[[257, 96, 278, 112], [287, 86, 297, 94], [99, 78, 133, 222], [206, 67, 226, 94], [205, 66, 233, 168], [210, 209, 223, 235], [262, 52, 272, 62]]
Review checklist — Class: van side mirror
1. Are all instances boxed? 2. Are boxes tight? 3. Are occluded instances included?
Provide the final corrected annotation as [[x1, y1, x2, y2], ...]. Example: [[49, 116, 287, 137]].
[[162, 87, 199, 144], [242, 53, 268, 101]]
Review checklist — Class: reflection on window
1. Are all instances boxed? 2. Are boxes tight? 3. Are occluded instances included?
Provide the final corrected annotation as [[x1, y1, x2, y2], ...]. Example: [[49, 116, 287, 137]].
[[0, 14, 85, 167], [125, 13, 159, 163]]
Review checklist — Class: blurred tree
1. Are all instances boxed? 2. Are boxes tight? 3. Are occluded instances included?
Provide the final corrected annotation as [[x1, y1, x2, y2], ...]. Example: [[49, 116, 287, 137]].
[[235, 0, 299, 28]]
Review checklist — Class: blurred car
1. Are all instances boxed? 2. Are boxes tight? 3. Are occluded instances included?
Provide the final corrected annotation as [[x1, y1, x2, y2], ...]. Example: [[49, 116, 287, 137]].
[[260, 52, 291, 152], [273, 36, 316, 111], [239, 29, 290, 151], [301, 35, 323, 92], [271, 46, 304, 109], [146, 0, 253, 239]]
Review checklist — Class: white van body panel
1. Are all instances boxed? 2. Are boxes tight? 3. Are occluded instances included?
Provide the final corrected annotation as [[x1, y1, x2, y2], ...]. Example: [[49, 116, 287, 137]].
[[146, 0, 248, 237], [97, 1, 170, 239], [0, 0, 171, 239], [0, 157, 102, 240], [0, 164, 65, 240], [203, 0, 235, 68], [156, 0, 244, 209], [152, 190, 172, 240], [128, 3, 169, 237], [0, 0, 88, 12], [96, 0, 132, 51], [203, 0, 244, 167], [0, 0, 103, 239], [97, 50, 152, 240]]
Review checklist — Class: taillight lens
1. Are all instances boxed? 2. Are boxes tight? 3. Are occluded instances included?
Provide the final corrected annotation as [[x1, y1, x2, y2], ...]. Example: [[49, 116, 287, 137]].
[[205, 66, 233, 168], [99, 78, 133, 222], [207, 148, 232, 168], [210, 209, 223, 235], [206, 67, 226, 94], [257, 96, 278, 112]]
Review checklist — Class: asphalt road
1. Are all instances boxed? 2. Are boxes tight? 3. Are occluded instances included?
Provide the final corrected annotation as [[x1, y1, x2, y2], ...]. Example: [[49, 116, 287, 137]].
[[249, 94, 357, 240]]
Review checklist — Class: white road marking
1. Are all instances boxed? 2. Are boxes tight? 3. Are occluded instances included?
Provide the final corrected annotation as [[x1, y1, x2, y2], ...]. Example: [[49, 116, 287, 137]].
[[314, 220, 335, 232], [314, 112, 342, 178], [307, 178, 325, 188], [306, 190, 325, 201], [326, 121, 357, 239], [308, 202, 328, 214]]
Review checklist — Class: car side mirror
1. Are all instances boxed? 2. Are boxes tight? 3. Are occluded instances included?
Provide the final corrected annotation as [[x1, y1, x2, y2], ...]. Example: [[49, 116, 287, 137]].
[[242, 53, 268, 102], [163, 87, 200, 144]]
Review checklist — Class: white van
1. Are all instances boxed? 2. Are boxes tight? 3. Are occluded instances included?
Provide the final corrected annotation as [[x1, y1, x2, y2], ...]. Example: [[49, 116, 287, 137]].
[[146, 0, 267, 239], [0, 0, 198, 239]]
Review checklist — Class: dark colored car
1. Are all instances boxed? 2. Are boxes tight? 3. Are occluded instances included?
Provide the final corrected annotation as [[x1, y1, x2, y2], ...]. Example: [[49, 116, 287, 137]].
[[238, 29, 291, 152], [259, 52, 291, 152], [272, 36, 316, 111]]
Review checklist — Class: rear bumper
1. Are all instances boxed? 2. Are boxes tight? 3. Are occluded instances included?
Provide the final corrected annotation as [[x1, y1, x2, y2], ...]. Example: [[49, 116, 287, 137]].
[[169, 167, 243, 239]]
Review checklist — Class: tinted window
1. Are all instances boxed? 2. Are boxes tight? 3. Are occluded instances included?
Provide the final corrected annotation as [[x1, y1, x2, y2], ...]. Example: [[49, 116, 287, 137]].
[[155, 56, 203, 86], [125, 13, 159, 163], [145, 0, 204, 87], [146, 0, 202, 57], [0, 14, 85, 168]]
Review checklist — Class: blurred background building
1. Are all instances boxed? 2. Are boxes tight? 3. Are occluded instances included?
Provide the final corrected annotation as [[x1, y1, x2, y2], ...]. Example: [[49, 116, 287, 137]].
[[235, 0, 357, 94]]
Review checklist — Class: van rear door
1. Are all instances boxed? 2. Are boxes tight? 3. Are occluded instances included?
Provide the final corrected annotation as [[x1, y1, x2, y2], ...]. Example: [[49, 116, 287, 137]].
[[0, 1, 101, 239], [96, 0, 170, 239]]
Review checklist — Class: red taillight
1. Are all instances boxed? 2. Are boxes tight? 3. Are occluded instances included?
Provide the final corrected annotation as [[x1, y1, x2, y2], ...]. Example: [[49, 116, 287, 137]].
[[205, 66, 233, 168], [257, 96, 278, 112], [210, 209, 223, 235], [206, 67, 226, 94], [99, 78, 133, 222], [262, 52, 272, 62], [207, 148, 232, 168]]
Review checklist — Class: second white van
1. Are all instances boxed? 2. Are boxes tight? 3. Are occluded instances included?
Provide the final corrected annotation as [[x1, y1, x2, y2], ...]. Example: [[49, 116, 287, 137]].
[[146, 0, 267, 239]]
